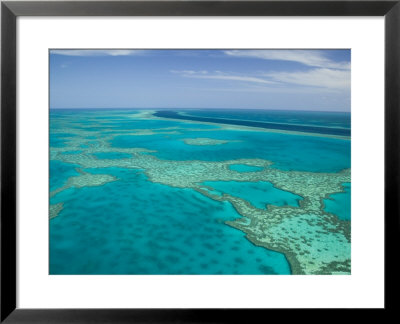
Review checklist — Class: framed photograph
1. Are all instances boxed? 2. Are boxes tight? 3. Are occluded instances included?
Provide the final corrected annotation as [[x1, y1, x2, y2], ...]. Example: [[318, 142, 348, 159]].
[[1, 0, 398, 321]]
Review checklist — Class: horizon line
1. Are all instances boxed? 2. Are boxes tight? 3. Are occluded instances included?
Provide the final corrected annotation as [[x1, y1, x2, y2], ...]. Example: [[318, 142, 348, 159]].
[[49, 107, 351, 113]]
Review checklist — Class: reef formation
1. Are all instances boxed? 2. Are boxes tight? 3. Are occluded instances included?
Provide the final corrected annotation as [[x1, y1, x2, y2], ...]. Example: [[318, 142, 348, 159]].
[[50, 110, 351, 275], [182, 137, 239, 146]]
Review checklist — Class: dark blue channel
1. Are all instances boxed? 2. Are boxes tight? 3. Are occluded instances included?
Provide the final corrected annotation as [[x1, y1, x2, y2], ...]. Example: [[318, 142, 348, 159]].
[[154, 110, 351, 136]]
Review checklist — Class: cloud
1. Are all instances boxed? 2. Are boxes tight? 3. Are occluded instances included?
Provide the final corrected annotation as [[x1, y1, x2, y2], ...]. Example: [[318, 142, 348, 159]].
[[170, 70, 208, 75], [263, 68, 350, 90], [50, 49, 146, 56], [224, 50, 350, 70], [171, 68, 349, 92], [171, 70, 276, 85]]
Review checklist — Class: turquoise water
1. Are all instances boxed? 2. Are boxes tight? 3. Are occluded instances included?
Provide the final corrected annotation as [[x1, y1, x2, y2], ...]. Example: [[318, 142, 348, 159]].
[[49, 160, 80, 192], [229, 164, 264, 172], [202, 181, 302, 209], [51, 109, 350, 173], [50, 168, 290, 274], [324, 183, 351, 220], [111, 130, 350, 172], [49, 108, 351, 275], [49, 134, 70, 148]]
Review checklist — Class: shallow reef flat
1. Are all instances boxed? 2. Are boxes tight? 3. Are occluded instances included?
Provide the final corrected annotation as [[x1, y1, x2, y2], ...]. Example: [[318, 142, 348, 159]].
[[50, 168, 118, 198], [182, 137, 239, 146], [49, 202, 64, 219], [49, 110, 351, 275]]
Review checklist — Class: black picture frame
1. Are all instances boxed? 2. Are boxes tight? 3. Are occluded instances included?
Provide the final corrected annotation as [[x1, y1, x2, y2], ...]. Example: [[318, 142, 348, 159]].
[[1, 0, 399, 322]]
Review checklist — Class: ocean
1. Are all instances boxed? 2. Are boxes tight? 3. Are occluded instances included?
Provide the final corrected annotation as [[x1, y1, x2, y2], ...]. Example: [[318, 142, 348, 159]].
[[49, 108, 351, 275]]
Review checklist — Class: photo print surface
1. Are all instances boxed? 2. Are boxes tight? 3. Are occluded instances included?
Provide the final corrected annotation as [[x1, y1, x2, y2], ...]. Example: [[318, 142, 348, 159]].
[[49, 49, 351, 275]]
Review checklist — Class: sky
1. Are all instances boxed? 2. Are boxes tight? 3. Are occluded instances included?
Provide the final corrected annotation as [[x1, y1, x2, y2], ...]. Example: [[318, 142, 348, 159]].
[[50, 49, 351, 112]]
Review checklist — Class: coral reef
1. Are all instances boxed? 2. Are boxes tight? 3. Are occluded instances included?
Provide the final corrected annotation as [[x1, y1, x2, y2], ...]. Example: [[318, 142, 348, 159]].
[[182, 138, 240, 146], [49, 110, 351, 274]]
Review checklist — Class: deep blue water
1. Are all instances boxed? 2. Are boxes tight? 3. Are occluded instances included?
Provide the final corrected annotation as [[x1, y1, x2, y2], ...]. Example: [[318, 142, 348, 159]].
[[181, 109, 350, 129], [154, 110, 351, 136]]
